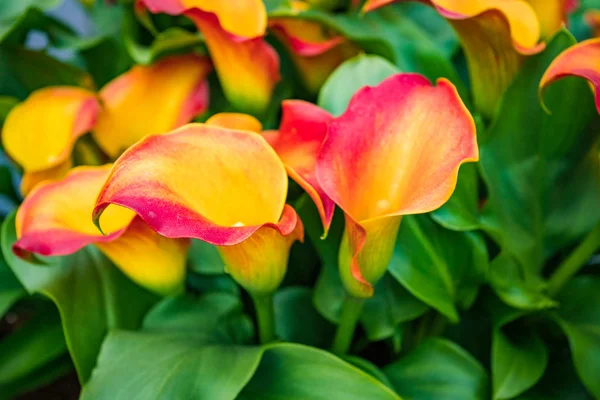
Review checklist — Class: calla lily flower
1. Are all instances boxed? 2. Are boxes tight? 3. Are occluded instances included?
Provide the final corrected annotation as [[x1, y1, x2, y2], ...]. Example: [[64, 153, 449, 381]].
[[2, 87, 100, 195], [13, 165, 189, 295], [270, 2, 358, 93], [139, 0, 280, 115], [2, 54, 211, 194], [206, 101, 335, 235], [93, 124, 303, 296], [316, 74, 478, 297], [540, 38, 600, 114], [94, 54, 211, 158], [363, 0, 544, 118], [525, 0, 574, 39]]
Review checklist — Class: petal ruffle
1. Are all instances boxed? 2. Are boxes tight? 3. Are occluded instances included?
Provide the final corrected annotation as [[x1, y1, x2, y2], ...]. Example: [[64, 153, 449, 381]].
[[206, 112, 263, 132], [363, 0, 544, 117], [2, 87, 100, 173], [141, 0, 267, 38], [96, 217, 189, 295], [265, 100, 336, 234], [20, 159, 73, 196], [93, 123, 291, 245], [317, 73, 478, 296], [94, 54, 211, 158], [14, 165, 188, 295], [14, 165, 135, 258], [540, 38, 600, 114], [217, 205, 304, 295]]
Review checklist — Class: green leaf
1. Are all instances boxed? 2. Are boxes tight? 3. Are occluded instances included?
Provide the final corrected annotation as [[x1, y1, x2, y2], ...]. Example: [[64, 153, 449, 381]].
[[389, 215, 488, 322], [274, 286, 335, 347], [0, 46, 95, 99], [143, 293, 254, 344], [479, 30, 600, 281], [0, 96, 18, 125], [239, 343, 402, 400], [0, 0, 64, 44], [492, 328, 548, 399], [1, 212, 158, 382], [0, 303, 68, 390], [81, 331, 263, 400], [318, 54, 399, 116], [384, 338, 489, 400], [431, 163, 481, 231], [552, 276, 600, 398], [488, 253, 556, 311], [188, 239, 225, 275], [0, 250, 24, 317]]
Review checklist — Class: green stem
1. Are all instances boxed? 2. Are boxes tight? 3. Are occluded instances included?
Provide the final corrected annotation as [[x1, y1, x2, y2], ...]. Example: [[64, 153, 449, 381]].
[[252, 294, 275, 344], [548, 222, 600, 297], [332, 296, 365, 355]]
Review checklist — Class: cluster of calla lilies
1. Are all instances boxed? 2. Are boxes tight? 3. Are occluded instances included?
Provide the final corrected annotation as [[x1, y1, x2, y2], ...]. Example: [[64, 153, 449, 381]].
[[4, 0, 600, 353]]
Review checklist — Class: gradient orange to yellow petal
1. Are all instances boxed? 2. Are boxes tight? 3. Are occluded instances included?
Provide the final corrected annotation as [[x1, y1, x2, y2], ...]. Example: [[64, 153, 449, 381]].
[[94, 54, 211, 158], [317, 73, 478, 297], [2, 87, 99, 173]]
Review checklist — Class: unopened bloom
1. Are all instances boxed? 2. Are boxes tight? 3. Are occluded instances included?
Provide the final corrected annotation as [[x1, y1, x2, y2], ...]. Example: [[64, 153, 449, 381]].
[[316, 74, 478, 297], [139, 0, 280, 115], [93, 124, 303, 296], [363, 0, 544, 118], [13, 165, 189, 295]]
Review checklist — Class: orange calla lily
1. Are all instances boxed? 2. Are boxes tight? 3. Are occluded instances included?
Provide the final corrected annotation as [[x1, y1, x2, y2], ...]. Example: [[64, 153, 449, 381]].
[[525, 0, 573, 39], [540, 38, 600, 114], [585, 10, 600, 38], [363, 0, 544, 118], [2, 55, 211, 194], [2, 87, 100, 194], [262, 100, 336, 235], [270, 17, 358, 94], [206, 102, 335, 235], [316, 73, 478, 297], [139, 0, 280, 115], [94, 54, 211, 158], [93, 124, 303, 296], [205, 112, 263, 132], [13, 165, 189, 295]]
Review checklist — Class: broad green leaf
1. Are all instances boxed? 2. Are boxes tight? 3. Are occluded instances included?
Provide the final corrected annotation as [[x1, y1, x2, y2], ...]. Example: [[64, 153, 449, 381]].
[[81, 331, 263, 400], [143, 293, 254, 345], [552, 276, 600, 398], [0, 96, 18, 124], [239, 343, 402, 400], [0, 251, 24, 317], [318, 54, 399, 116], [0, 0, 64, 44], [0, 46, 95, 99], [186, 271, 241, 296], [384, 338, 489, 400], [389, 215, 488, 322], [1, 212, 158, 382], [274, 286, 335, 347], [479, 30, 600, 285], [0, 303, 67, 390], [431, 163, 481, 231], [123, 7, 203, 65], [492, 328, 548, 399], [188, 239, 225, 275], [488, 253, 556, 311], [344, 355, 395, 389]]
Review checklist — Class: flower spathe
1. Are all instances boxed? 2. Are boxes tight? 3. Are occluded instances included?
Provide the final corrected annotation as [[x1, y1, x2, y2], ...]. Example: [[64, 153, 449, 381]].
[[94, 54, 211, 158], [540, 38, 600, 114], [2, 87, 100, 194], [363, 0, 544, 118], [13, 165, 189, 295], [316, 73, 478, 297], [93, 124, 303, 295], [139, 0, 280, 115], [263, 100, 336, 235]]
